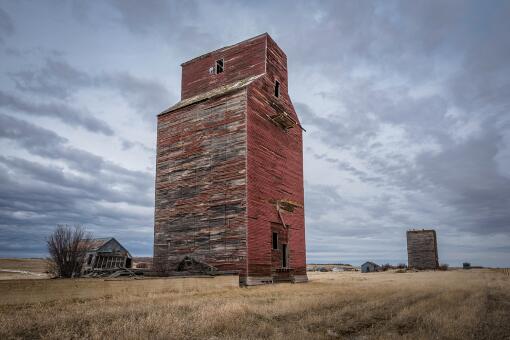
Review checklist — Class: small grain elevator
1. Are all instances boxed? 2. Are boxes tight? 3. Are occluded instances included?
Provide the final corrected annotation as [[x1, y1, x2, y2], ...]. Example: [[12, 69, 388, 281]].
[[153, 33, 307, 285], [406, 229, 439, 270]]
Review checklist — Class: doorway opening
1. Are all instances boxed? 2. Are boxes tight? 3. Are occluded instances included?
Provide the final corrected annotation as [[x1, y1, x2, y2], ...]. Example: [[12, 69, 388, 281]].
[[282, 244, 287, 268]]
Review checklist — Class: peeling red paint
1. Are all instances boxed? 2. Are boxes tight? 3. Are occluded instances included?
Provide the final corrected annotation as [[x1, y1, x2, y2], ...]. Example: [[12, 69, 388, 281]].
[[154, 33, 307, 285]]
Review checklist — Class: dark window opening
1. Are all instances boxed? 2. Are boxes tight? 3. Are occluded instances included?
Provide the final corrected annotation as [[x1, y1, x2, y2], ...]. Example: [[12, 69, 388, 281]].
[[272, 232, 278, 250], [274, 80, 280, 97], [282, 244, 287, 267], [215, 59, 224, 74], [87, 254, 93, 265]]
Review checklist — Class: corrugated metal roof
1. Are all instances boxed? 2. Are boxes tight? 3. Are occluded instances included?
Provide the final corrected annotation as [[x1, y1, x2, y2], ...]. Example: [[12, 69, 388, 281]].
[[159, 74, 263, 116]]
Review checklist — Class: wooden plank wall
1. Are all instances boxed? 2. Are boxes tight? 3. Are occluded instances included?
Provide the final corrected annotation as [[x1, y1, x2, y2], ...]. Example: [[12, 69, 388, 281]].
[[180, 34, 267, 100], [245, 37, 307, 282], [270, 222, 288, 273], [407, 230, 439, 269], [154, 90, 248, 275], [155, 33, 307, 284]]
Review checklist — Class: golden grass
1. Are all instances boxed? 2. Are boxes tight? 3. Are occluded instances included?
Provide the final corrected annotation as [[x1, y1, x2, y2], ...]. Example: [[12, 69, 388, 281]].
[[0, 276, 239, 305], [0, 258, 49, 280], [0, 258, 48, 272], [1, 270, 509, 339]]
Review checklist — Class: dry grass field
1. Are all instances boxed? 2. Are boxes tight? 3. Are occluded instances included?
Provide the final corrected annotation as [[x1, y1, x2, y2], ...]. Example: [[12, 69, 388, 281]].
[[0, 269, 510, 339], [0, 258, 49, 280], [1, 268, 509, 339]]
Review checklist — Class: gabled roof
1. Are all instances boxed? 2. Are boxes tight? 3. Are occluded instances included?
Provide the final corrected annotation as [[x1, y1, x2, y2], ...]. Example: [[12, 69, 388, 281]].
[[159, 74, 263, 116], [83, 237, 132, 257], [85, 238, 112, 251], [362, 261, 379, 267]]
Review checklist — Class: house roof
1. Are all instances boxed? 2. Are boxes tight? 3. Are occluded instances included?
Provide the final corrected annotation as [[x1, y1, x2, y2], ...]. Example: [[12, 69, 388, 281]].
[[159, 74, 263, 116], [84, 238, 112, 251], [362, 261, 379, 267], [83, 237, 132, 257]]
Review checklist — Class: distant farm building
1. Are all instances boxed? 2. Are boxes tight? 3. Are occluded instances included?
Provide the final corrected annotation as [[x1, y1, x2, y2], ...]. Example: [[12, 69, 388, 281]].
[[133, 257, 153, 269], [361, 261, 380, 273], [406, 229, 439, 270], [82, 238, 132, 273], [154, 33, 307, 285]]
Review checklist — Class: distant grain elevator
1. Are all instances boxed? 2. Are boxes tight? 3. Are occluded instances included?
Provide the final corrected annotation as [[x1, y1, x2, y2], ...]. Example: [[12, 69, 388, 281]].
[[406, 229, 439, 270], [154, 34, 307, 285]]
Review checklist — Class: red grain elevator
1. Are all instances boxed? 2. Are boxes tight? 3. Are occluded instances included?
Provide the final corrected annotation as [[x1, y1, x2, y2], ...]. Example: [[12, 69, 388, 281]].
[[154, 33, 307, 285]]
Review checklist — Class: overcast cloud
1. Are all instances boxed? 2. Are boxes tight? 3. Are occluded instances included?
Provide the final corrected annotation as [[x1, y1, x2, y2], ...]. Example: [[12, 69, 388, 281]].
[[0, 0, 509, 266]]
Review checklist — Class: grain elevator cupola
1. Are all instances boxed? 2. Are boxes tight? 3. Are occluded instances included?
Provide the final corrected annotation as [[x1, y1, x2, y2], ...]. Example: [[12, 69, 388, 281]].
[[154, 33, 307, 285]]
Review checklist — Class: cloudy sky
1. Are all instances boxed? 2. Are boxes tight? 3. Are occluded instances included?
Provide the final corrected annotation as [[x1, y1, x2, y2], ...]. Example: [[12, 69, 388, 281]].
[[1, 1, 509, 267]]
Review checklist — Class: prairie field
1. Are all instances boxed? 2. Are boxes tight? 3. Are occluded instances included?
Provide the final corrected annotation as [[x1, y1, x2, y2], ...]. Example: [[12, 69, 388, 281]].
[[0, 258, 49, 280], [1, 268, 510, 339]]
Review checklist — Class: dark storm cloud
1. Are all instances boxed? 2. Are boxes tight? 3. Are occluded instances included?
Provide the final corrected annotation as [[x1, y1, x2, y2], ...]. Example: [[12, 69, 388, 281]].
[[1, 0, 509, 264], [416, 128, 510, 235], [0, 91, 114, 135], [10, 58, 91, 98], [294, 1, 510, 244], [0, 158, 152, 257], [0, 156, 152, 221], [0, 7, 14, 44], [108, 0, 195, 34], [9, 58, 172, 120], [298, 102, 378, 150], [0, 114, 153, 201], [107, 0, 216, 53], [0, 113, 153, 205], [96, 72, 171, 118], [302, 73, 510, 237], [120, 138, 155, 153], [311, 152, 383, 184], [305, 182, 412, 238], [0, 114, 154, 256], [304, 183, 347, 223], [0, 111, 66, 146]]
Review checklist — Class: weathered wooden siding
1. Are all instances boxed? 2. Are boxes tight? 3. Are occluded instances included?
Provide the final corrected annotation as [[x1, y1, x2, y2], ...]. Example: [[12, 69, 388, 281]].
[[407, 230, 439, 270], [154, 89, 248, 274], [181, 34, 267, 100], [245, 36, 307, 283], [155, 33, 307, 284]]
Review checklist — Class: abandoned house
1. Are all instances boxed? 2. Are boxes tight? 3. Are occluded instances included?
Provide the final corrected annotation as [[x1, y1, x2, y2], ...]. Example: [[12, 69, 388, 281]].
[[406, 229, 439, 270], [82, 237, 132, 273], [154, 33, 307, 285], [361, 261, 379, 273]]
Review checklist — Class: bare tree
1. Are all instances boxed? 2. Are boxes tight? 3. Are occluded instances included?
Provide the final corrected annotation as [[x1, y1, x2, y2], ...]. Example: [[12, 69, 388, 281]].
[[47, 224, 92, 278]]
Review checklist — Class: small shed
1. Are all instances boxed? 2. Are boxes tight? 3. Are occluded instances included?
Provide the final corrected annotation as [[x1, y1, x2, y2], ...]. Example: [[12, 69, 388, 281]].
[[82, 238, 132, 273], [361, 261, 379, 273]]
